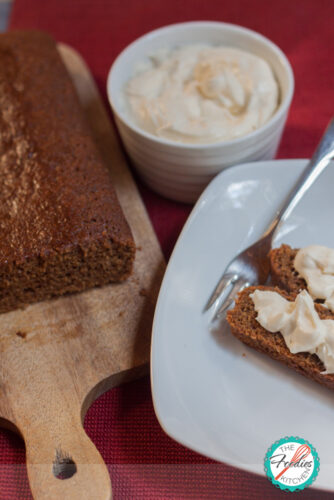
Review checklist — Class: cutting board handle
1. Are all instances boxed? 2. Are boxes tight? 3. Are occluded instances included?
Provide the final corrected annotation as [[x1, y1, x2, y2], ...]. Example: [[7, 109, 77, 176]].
[[23, 412, 112, 500]]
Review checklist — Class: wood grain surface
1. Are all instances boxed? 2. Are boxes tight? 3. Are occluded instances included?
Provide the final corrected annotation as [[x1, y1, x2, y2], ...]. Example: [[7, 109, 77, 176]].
[[0, 44, 165, 500]]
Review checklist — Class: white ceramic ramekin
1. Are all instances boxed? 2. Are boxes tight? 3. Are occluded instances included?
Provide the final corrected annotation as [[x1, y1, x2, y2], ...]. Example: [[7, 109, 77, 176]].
[[107, 21, 294, 203]]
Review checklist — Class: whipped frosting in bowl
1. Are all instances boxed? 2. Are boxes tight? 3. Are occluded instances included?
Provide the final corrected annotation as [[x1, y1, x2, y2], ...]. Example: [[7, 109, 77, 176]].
[[124, 44, 279, 144], [107, 21, 294, 202]]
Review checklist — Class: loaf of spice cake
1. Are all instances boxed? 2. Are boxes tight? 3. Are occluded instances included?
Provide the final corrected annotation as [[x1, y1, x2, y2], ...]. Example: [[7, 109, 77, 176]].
[[227, 286, 334, 390], [0, 30, 135, 313]]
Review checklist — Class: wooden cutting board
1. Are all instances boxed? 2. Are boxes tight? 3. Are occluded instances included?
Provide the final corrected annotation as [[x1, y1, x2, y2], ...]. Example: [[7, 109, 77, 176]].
[[0, 44, 165, 500]]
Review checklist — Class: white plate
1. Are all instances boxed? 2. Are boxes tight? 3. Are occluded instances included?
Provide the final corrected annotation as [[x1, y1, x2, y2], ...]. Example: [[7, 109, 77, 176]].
[[151, 159, 334, 492]]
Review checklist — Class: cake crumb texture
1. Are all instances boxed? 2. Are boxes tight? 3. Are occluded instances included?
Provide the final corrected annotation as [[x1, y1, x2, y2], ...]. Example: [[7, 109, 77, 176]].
[[269, 244, 306, 294]]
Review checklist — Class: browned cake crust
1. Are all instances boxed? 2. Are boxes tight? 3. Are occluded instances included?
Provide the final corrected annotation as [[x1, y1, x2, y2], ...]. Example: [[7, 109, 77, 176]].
[[269, 244, 306, 294], [0, 30, 135, 313], [226, 286, 334, 390]]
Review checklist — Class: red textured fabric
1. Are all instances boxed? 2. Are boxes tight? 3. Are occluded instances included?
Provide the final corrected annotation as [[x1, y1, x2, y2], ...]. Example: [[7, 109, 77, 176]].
[[1, 0, 333, 498]]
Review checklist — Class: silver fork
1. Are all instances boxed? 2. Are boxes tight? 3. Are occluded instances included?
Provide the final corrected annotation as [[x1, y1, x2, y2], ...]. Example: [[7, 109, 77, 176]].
[[205, 118, 334, 321]]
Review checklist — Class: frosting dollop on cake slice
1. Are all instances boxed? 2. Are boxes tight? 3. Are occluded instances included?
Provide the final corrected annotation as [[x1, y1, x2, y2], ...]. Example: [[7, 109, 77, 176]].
[[251, 289, 334, 374], [294, 245, 334, 311]]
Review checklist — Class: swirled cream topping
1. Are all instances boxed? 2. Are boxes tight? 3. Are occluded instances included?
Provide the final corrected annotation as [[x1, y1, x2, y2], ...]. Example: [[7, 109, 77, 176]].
[[251, 289, 334, 374], [294, 245, 334, 312], [124, 45, 279, 144]]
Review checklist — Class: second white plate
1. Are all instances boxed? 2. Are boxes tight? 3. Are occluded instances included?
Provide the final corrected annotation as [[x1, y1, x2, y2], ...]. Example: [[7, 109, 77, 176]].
[[151, 159, 334, 492]]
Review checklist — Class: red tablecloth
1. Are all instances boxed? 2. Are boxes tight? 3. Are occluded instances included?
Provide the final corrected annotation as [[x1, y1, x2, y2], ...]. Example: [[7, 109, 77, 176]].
[[1, 0, 333, 498]]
